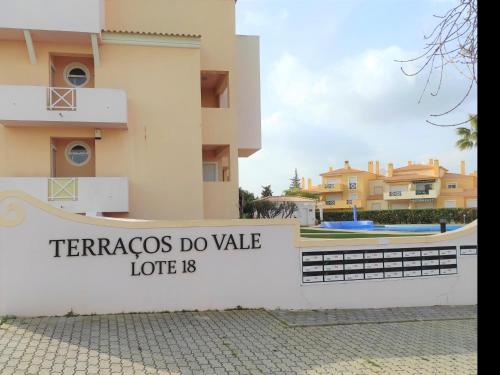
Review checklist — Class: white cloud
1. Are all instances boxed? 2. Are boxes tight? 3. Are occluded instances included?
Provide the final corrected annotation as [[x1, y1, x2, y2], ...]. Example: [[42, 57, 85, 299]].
[[239, 46, 477, 196]]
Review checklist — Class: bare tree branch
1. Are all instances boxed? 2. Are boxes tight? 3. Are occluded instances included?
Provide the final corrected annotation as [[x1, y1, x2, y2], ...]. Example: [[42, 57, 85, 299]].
[[395, 0, 477, 126]]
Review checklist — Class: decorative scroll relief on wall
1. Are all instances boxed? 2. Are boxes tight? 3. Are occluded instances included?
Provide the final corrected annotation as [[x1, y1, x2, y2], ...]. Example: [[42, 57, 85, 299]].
[[0, 198, 26, 227], [301, 246, 458, 284]]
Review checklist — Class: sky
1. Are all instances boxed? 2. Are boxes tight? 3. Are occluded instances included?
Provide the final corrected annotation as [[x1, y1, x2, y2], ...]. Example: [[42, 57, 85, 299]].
[[235, 0, 477, 197]]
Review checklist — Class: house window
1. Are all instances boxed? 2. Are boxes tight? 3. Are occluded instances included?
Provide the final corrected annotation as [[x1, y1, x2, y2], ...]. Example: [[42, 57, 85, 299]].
[[447, 182, 457, 189], [65, 142, 91, 166], [348, 176, 357, 189], [466, 199, 477, 208], [203, 162, 218, 182], [64, 63, 90, 87], [372, 203, 382, 210], [444, 200, 457, 208]]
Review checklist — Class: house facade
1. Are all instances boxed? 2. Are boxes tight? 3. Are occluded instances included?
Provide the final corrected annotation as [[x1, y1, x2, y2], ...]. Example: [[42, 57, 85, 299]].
[[304, 160, 477, 211], [0, 0, 261, 220]]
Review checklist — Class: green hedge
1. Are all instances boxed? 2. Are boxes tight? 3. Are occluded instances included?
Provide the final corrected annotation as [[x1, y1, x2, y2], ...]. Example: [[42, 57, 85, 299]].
[[319, 208, 477, 224]]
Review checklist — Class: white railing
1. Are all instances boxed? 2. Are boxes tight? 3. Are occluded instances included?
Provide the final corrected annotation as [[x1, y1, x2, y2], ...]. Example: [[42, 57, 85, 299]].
[[0, 85, 127, 127], [47, 87, 76, 110], [384, 189, 438, 200], [0, 177, 129, 213], [48, 177, 78, 201]]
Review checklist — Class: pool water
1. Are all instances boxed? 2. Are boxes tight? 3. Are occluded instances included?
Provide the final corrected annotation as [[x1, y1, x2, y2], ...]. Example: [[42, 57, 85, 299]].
[[372, 224, 464, 232], [320, 221, 464, 232]]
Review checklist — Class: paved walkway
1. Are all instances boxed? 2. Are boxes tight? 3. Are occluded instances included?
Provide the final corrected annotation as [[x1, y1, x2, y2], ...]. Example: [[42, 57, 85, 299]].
[[0, 306, 477, 375]]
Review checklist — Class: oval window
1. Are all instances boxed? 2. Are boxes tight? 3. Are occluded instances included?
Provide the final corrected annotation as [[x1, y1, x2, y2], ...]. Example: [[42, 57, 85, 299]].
[[64, 63, 90, 87], [65, 142, 91, 166]]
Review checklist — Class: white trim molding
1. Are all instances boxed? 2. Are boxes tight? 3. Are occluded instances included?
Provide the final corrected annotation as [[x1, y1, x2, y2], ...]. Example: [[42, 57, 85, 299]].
[[91, 33, 101, 68], [23, 30, 37, 64], [101, 32, 201, 49]]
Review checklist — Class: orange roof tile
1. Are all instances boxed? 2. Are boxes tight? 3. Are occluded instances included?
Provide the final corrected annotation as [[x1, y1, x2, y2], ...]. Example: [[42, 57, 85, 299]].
[[102, 29, 202, 38], [394, 164, 448, 172], [320, 167, 370, 176]]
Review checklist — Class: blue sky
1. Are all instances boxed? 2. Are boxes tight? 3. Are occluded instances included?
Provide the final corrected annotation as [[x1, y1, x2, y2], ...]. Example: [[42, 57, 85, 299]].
[[235, 0, 477, 197]]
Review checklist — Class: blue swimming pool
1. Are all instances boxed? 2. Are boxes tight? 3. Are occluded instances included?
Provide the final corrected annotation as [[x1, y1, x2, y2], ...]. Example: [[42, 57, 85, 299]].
[[372, 224, 464, 232], [320, 221, 464, 232]]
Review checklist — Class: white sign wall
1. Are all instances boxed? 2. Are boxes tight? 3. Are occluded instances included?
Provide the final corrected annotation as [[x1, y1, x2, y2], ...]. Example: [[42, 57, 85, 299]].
[[0, 191, 477, 317]]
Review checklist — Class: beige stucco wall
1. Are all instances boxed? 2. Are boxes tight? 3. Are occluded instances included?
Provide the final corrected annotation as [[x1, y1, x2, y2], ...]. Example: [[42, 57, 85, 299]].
[[50, 55, 95, 88], [0, 0, 255, 220], [0, 40, 205, 220], [52, 138, 96, 177]]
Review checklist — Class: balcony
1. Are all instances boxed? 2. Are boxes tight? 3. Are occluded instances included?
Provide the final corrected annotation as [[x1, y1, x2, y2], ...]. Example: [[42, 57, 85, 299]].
[[0, 177, 129, 213], [236, 35, 261, 157], [324, 199, 363, 209], [384, 189, 438, 200], [0, 0, 104, 37], [0, 85, 127, 128], [348, 183, 358, 190], [318, 183, 345, 192]]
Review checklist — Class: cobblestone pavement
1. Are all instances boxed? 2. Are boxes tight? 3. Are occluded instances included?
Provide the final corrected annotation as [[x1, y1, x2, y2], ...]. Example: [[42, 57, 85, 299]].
[[269, 305, 477, 327], [0, 307, 476, 375]]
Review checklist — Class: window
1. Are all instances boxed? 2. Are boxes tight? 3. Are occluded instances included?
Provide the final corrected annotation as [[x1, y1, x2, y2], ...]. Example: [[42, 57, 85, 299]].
[[203, 162, 218, 182], [348, 176, 357, 189], [64, 63, 90, 87], [371, 203, 382, 210], [466, 199, 477, 208], [65, 142, 91, 166], [447, 182, 457, 189], [444, 200, 457, 208]]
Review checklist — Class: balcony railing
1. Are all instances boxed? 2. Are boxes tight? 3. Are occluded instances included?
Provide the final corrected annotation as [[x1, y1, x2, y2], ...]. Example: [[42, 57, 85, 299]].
[[0, 85, 127, 128], [384, 189, 438, 200], [0, 177, 129, 213], [47, 87, 76, 110], [415, 190, 430, 195], [318, 183, 344, 192], [323, 199, 363, 209], [349, 183, 357, 190], [48, 177, 78, 201]]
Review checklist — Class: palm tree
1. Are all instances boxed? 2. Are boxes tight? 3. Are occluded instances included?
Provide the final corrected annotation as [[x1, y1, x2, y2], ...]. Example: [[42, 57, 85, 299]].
[[456, 115, 477, 150]]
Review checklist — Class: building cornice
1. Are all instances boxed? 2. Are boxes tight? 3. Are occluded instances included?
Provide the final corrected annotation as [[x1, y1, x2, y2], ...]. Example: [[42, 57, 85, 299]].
[[101, 31, 201, 49]]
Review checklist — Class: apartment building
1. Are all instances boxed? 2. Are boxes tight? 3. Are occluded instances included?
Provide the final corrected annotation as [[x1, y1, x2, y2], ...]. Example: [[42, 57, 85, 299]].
[[0, 0, 261, 220], [304, 160, 477, 210]]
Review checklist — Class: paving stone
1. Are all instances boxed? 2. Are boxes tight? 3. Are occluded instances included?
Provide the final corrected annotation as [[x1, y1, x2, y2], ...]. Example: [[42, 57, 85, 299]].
[[0, 307, 477, 374]]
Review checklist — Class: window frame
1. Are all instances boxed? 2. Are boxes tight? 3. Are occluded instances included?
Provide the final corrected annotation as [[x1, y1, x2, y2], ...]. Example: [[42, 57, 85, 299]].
[[65, 141, 92, 167], [202, 162, 218, 182], [63, 62, 90, 88], [444, 199, 457, 208]]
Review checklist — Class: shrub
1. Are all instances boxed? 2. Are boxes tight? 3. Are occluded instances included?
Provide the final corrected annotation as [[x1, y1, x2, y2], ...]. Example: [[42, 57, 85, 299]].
[[253, 200, 297, 219], [319, 208, 477, 224]]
